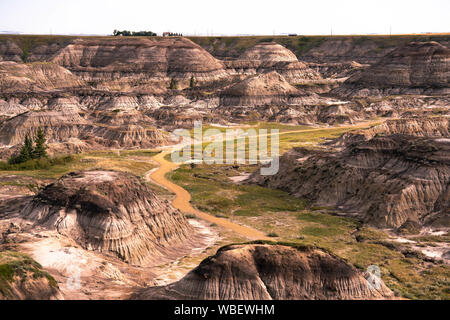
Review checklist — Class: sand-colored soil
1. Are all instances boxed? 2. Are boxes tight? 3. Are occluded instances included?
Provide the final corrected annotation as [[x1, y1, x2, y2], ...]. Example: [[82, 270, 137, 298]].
[[149, 151, 271, 240]]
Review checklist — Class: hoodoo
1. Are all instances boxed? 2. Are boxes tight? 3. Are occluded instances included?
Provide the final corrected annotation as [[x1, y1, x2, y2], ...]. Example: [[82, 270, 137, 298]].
[[136, 243, 394, 300], [20, 170, 197, 265]]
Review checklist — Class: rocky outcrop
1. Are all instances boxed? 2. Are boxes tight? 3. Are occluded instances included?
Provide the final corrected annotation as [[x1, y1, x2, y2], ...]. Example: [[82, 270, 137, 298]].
[[137, 243, 394, 300], [0, 109, 170, 158], [20, 170, 197, 266], [333, 117, 449, 148], [226, 42, 321, 83], [308, 61, 369, 79], [250, 134, 450, 229], [191, 35, 449, 64], [334, 42, 450, 96], [49, 37, 228, 92], [92, 123, 170, 149], [0, 40, 23, 63], [220, 71, 316, 107], [0, 250, 62, 300], [216, 102, 369, 125], [0, 61, 84, 93], [0, 110, 90, 146]]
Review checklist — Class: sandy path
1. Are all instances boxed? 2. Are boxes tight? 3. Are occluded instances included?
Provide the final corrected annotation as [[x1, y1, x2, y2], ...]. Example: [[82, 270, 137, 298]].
[[148, 120, 384, 241], [149, 151, 271, 240]]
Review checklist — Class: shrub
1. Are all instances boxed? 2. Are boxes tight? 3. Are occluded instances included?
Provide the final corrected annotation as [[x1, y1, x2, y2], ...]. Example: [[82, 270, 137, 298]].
[[0, 155, 75, 171]]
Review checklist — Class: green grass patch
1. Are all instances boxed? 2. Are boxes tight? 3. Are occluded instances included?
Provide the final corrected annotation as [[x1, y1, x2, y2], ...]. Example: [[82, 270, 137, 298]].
[[168, 163, 307, 217], [0, 251, 58, 298], [0, 155, 75, 171]]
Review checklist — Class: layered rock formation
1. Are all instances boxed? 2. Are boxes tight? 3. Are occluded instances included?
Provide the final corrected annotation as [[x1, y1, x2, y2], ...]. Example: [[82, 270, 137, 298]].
[[0, 108, 170, 158], [226, 42, 321, 83], [333, 117, 449, 148], [308, 61, 369, 79], [216, 102, 369, 125], [334, 42, 450, 96], [250, 132, 450, 229], [48, 37, 228, 92], [191, 35, 449, 64], [20, 170, 196, 265], [0, 40, 23, 62], [0, 61, 84, 93], [220, 71, 316, 107], [137, 243, 394, 300], [0, 110, 90, 146]]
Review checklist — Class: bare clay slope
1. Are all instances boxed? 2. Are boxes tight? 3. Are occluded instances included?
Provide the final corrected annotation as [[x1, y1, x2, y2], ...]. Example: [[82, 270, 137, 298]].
[[137, 243, 394, 300], [49, 37, 228, 91], [334, 42, 450, 96], [219, 71, 316, 107], [21, 170, 198, 266], [250, 118, 450, 229], [0, 108, 170, 158], [226, 42, 321, 83], [0, 61, 84, 93]]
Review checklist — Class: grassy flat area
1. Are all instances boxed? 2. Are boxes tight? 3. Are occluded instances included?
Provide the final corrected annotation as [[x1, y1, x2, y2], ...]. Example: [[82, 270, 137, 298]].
[[0, 149, 159, 179], [173, 121, 382, 162], [168, 163, 450, 300]]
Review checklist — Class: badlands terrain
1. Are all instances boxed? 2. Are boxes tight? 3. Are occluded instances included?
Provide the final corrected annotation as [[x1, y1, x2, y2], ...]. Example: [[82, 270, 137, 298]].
[[0, 34, 448, 300]]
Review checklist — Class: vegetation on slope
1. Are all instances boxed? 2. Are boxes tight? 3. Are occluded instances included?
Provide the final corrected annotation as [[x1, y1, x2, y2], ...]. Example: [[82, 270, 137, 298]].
[[0, 250, 58, 298], [168, 163, 450, 300]]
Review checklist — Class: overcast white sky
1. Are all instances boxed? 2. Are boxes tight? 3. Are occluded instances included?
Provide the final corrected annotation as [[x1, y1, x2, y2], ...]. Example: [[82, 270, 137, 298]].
[[0, 0, 449, 36]]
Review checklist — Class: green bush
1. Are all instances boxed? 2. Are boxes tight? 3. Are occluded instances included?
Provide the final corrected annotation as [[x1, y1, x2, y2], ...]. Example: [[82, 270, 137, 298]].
[[0, 155, 75, 171]]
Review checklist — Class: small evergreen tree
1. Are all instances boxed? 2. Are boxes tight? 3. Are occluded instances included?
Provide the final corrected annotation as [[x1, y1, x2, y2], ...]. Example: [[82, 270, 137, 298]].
[[190, 76, 195, 88], [33, 127, 47, 159], [8, 134, 33, 164]]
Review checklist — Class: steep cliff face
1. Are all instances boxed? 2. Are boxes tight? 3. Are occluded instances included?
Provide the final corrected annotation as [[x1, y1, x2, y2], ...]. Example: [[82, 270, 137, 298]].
[[48, 37, 228, 91], [0, 250, 62, 300], [137, 243, 394, 300], [225, 42, 321, 83], [0, 61, 84, 93], [250, 134, 450, 229], [334, 42, 450, 96], [220, 71, 316, 107], [21, 170, 197, 266]]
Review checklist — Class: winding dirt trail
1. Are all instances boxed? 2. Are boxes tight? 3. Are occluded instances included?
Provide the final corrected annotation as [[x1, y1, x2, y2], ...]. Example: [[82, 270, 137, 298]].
[[148, 120, 385, 241], [149, 151, 271, 240]]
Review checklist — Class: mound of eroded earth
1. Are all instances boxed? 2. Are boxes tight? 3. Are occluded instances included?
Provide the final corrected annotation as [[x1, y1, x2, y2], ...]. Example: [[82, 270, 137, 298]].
[[21, 170, 197, 265], [136, 243, 394, 300]]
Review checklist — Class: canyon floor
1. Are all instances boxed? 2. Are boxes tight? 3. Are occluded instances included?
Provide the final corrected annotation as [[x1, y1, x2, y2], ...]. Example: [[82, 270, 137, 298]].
[[0, 34, 448, 300]]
